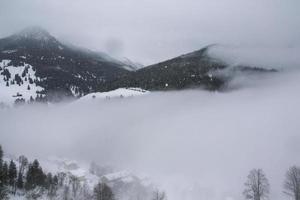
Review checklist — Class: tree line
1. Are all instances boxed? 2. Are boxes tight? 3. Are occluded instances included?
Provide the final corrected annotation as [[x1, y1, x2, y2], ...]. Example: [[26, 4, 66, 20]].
[[0, 145, 167, 200], [0, 145, 116, 200], [5, 142, 300, 200], [243, 167, 300, 200]]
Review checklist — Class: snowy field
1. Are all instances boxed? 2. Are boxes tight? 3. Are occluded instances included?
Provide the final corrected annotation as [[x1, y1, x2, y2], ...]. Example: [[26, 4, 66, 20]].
[[1, 70, 300, 200]]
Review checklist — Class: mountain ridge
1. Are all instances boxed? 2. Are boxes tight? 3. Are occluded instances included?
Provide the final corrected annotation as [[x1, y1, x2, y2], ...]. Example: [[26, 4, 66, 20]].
[[0, 27, 276, 105]]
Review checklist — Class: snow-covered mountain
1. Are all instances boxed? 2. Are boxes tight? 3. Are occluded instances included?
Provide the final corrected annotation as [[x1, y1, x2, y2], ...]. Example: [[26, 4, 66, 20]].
[[0, 27, 277, 107], [0, 26, 134, 105], [102, 45, 277, 92]]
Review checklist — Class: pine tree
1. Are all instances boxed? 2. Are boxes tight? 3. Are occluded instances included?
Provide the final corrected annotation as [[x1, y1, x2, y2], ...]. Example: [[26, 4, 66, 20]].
[[30, 96, 34, 103], [29, 77, 33, 84], [25, 159, 46, 191], [0, 145, 8, 200], [0, 186, 8, 200], [94, 182, 114, 200], [16, 171, 23, 190], [1, 162, 9, 186], [0, 145, 3, 180], [8, 160, 17, 194], [0, 145, 3, 164], [45, 173, 53, 190]]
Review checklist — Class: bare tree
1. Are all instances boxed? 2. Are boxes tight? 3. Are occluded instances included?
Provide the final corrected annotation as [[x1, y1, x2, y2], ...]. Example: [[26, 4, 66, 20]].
[[284, 166, 300, 200], [18, 155, 28, 176], [81, 182, 93, 200], [63, 185, 70, 200], [152, 189, 166, 200], [70, 175, 81, 199], [243, 169, 270, 200]]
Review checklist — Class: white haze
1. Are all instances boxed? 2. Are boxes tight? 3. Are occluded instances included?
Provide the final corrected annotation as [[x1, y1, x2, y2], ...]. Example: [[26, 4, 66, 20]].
[[0, 0, 299, 64], [1, 71, 300, 200], [208, 46, 300, 70]]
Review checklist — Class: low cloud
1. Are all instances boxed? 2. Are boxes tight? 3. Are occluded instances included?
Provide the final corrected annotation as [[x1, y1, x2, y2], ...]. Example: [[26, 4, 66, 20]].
[[1, 70, 300, 200]]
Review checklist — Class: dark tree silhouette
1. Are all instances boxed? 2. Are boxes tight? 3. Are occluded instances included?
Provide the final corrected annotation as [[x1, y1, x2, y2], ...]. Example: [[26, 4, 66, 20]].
[[25, 159, 46, 191], [8, 160, 17, 186], [8, 160, 17, 193], [16, 171, 24, 190], [0, 145, 3, 159], [284, 166, 300, 200], [1, 162, 9, 186], [0, 145, 3, 172], [94, 182, 114, 200], [0, 145, 8, 199], [243, 169, 270, 200], [152, 189, 166, 200]]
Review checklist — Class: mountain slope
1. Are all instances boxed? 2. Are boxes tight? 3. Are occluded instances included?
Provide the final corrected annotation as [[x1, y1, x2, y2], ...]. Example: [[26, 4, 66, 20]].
[[0, 27, 276, 105], [101, 46, 228, 91], [102, 45, 276, 92], [0, 27, 130, 104]]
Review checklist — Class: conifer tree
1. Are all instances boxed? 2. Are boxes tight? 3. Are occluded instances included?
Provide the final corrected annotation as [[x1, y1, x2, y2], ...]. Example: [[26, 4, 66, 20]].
[[45, 173, 53, 190], [25, 159, 46, 191], [0, 145, 3, 182], [0, 145, 7, 199], [1, 162, 8, 186], [94, 182, 114, 200], [0, 145, 3, 165], [8, 160, 17, 194], [0, 186, 8, 200], [16, 171, 24, 190]]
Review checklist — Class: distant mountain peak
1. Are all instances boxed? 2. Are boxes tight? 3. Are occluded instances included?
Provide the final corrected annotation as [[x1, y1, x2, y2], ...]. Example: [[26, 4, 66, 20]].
[[13, 26, 54, 41]]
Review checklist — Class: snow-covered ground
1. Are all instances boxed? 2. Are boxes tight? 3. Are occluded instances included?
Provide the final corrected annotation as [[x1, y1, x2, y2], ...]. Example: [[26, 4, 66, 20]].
[[77, 87, 149, 102], [0, 59, 44, 106]]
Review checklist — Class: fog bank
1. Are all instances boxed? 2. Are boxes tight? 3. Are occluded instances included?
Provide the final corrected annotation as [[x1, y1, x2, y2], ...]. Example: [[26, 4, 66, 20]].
[[1, 71, 300, 200]]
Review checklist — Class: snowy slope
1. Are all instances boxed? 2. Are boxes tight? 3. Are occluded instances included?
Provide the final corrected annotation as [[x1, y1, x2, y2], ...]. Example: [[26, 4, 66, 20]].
[[0, 59, 44, 106], [77, 88, 149, 102]]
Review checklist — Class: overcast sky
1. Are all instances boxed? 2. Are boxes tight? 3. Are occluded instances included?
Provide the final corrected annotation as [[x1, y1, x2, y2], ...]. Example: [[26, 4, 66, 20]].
[[0, 0, 299, 65]]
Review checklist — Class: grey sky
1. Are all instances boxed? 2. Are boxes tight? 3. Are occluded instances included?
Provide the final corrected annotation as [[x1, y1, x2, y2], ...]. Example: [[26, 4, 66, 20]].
[[0, 0, 299, 65]]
